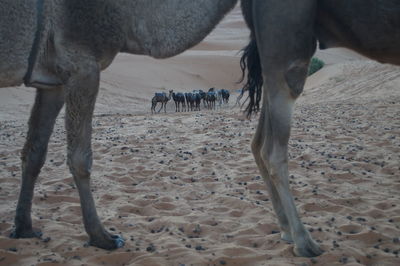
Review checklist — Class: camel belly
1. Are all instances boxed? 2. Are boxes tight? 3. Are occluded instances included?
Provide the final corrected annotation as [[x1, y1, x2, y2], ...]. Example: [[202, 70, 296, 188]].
[[317, 0, 400, 65]]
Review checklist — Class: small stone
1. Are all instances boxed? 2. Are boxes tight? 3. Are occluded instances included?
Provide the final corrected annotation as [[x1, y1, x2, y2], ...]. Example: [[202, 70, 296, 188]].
[[146, 244, 156, 252], [339, 257, 348, 264], [195, 245, 205, 251], [383, 248, 390, 253]]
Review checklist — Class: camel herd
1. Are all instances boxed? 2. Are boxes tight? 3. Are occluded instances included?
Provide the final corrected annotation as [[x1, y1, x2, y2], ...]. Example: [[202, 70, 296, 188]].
[[151, 88, 230, 113]]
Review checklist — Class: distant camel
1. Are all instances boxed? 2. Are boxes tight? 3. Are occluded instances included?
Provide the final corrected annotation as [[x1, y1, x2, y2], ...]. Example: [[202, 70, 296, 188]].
[[198, 90, 207, 108], [151, 90, 173, 114], [192, 91, 202, 111], [216, 89, 223, 108], [184, 92, 195, 111], [3, 0, 400, 258], [233, 87, 249, 110], [216, 89, 229, 108], [206, 91, 217, 110], [221, 89, 230, 104], [172, 92, 186, 112]]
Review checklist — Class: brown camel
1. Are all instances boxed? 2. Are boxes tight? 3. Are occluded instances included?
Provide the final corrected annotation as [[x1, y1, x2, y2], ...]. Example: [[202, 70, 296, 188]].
[[1, 0, 399, 258]]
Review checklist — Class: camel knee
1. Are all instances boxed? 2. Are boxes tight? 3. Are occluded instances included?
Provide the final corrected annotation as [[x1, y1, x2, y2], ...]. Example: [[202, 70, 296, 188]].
[[285, 60, 309, 99], [260, 146, 287, 180], [67, 151, 92, 178]]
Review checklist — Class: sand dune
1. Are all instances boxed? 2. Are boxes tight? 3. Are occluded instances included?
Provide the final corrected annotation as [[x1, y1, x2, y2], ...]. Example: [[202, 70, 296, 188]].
[[1, 4, 400, 266]]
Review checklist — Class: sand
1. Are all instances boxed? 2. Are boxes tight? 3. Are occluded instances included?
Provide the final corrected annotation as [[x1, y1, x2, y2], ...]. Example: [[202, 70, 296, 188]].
[[1, 5, 400, 266]]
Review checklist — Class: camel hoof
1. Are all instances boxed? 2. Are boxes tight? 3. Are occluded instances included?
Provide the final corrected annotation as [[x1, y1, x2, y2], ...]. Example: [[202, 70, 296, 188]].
[[112, 235, 125, 248], [281, 231, 293, 243], [89, 234, 125, 250], [293, 240, 324, 257], [10, 229, 43, 239]]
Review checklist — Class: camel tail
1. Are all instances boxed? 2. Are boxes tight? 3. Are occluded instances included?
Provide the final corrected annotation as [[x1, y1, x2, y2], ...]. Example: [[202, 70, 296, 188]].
[[239, 35, 263, 118]]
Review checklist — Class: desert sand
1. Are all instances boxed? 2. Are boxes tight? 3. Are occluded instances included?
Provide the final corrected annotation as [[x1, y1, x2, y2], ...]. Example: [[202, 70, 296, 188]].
[[1, 5, 400, 266]]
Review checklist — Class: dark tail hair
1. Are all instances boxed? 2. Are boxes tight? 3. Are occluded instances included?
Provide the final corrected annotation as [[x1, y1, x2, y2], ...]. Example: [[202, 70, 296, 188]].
[[239, 35, 263, 118]]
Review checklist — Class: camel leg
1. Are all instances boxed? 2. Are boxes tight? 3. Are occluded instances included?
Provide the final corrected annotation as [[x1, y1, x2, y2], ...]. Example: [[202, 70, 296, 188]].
[[153, 102, 158, 114], [64, 65, 124, 250], [151, 98, 157, 114], [11, 88, 64, 239], [251, 108, 292, 242], [256, 82, 322, 257], [255, 81, 322, 257], [240, 96, 249, 110], [157, 102, 163, 113], [253, 0, 322, 257]]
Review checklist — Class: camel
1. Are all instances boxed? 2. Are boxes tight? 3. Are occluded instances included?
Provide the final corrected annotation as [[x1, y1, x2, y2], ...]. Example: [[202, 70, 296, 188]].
[[2, 0, 238, 251], [223, 90, 230, 104], [192, 90, 202, 111], [206, 88, 218, 110], [205, 91, 217, 110], [172, 92, 186, 112], [239, 0, 400, 258], [233, 87, 248, 109], [198, 90, 207, 108], [220, 89, 230, 104], [216, 89, 223, 108], [151, 90, 173, 114], [184, 92, 195, 111], [2, 0, 399, 258]]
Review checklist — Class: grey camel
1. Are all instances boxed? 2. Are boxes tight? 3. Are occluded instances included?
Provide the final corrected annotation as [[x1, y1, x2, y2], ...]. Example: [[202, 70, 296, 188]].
[[1, 0, 399, 257], [151, 90, 173, 114], [1, 0, 238, 251]]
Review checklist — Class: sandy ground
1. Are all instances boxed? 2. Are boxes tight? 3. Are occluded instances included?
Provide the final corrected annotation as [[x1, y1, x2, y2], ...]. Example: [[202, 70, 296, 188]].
[[1, 4, 400, 266]]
